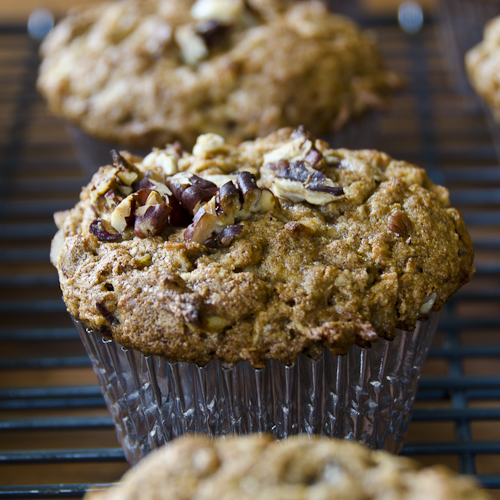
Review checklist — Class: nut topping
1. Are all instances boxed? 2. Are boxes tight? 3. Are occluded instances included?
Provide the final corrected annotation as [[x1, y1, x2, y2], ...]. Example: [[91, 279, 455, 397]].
[[141, 146, 183, 176], [204, 224, 243, 248], [90, 219, 122, 241], [271, 160, 344, 205], [111, 150, 141, 175], [218, 181, 241, 214], [236, 171, 262, 212], [184, 197, 223, 244], [184, 170, 277, 244], [134, 204, 171, 238], [175, 24, 208, 65], [419, 292, 437, 315], [304, 147, 325, 169], [196, 19, 231, 48], [110, 193, 137, 233], [388, 210, 412, 238], [169, 172, 219, 215], [192, 133, 226, 156], [190, 0, 244, 24]]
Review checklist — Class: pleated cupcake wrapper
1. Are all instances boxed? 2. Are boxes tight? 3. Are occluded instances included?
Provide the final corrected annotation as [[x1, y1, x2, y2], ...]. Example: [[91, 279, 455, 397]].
[[73, 312, 440, 465], [436, 0, 500, 100]]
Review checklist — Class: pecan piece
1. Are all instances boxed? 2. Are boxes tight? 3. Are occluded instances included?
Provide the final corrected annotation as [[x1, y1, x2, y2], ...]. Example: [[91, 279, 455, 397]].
[[134, 204, 171, 238], [304, 147, 325, 169], [184, 198, 221, 244], [271, 160, 344, 204], [218, 181, 241, 214], [90, 219, 122, 241], [196, 19, 231, 48], [204, 224, 243, 248], [184, 171, 276, 245], [110, 193, 137, 233], [96, 302, 119, 325], [169, 172, 218, 215], [388, 210, 412, 238], [419, 292, 437, 315]]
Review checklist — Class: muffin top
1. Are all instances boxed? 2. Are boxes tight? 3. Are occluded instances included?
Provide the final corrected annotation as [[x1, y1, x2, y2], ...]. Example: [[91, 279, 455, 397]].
[[84, 434, 489, 500], [52, 127, 474, 367], [37, 0, 402, 148], [466, 15, 500, 120]]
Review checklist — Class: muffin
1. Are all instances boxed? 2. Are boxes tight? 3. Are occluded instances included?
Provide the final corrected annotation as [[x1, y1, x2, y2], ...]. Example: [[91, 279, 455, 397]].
[[84, 434, 490, 500], [37, 0, 402, 172], [466, 15, 500, 121], [51, 126, 475, 462], [437, 0, 500, 98]]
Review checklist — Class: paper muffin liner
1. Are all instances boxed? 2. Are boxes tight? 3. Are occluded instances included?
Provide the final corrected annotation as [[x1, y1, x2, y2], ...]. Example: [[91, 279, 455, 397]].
[[436, 0, 500, 100], [73, 312, 440, 464]]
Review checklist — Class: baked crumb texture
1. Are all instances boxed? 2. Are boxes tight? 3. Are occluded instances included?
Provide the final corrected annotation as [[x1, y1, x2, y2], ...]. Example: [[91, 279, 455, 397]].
[[84, 434, 489, 500], [466, 15, 500, 122], [37, 0, 403, 148], [52, 127, 475, 368]]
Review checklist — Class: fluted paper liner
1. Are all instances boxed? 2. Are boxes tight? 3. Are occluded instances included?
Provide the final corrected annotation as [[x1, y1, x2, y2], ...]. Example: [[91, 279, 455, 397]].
[[73, 312, 440, 464]]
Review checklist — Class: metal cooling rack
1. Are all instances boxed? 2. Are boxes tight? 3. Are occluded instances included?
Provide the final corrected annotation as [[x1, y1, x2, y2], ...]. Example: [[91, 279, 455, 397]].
[[1, 14, 500, 500]]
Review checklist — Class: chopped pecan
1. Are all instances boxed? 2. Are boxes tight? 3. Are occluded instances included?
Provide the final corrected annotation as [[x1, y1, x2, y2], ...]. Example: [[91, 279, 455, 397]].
[[175, 24, 208, 65], [388, 210, 412, 238], [169, 172, 218, 215], [110, 193, 137, 233], [218, 181, 241, 214], [184, 170, 276, 245], [271, 160, 344, 204], [236, 172, 262, 211], [190, 0, 243, 24], [96, 302, 119, 325], [419, 292, 437, 315], [111, 150, 140, 175], [204, 224, 243, 248], [304, 147, 325, 169], [167, 194, 192, 227], [184, 198, 222, 244], [90, 219, 122, 241], [196, 19, 231, 48], [134, 204, 171, 238]]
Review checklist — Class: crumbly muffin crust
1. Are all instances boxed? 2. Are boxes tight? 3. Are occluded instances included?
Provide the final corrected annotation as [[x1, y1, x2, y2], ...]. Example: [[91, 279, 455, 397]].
[[37, 0, 402, 148], [466, 15, 500, 121], [84, 434, 489, 500], [52, 127, 474, 368]]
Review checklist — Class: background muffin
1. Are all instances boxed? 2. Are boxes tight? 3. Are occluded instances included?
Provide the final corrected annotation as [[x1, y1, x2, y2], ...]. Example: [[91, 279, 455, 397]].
[[436, 0, 500, 98], [466, 15, 500, 123], [38, 0, 402, 152], [84, 434, 490, 500], [52, 126, 474, 461]]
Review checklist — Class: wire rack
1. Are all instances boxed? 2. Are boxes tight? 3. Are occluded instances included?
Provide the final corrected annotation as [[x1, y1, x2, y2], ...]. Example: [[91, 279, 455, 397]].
[[1, 13, 500, 500]]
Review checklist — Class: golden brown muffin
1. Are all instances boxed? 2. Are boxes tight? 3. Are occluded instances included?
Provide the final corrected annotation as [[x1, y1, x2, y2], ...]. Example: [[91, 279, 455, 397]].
[[51, 127, 474, 368], [37, 0, 402, 148], [466, 15, 500, 121], [84, 434, 490, 500]]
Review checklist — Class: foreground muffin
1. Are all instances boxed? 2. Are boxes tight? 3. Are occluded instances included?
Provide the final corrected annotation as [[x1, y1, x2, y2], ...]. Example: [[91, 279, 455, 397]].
[[466, 15, 500, 122], [84, 434, 489, 500], [38, 0, 402, 150], [52, 126, 474, 367], [52, 127, 474, 460]]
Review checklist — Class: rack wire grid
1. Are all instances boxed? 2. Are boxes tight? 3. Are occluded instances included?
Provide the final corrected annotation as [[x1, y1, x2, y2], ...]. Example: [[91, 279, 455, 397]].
[[1, 11, 500, 500]]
